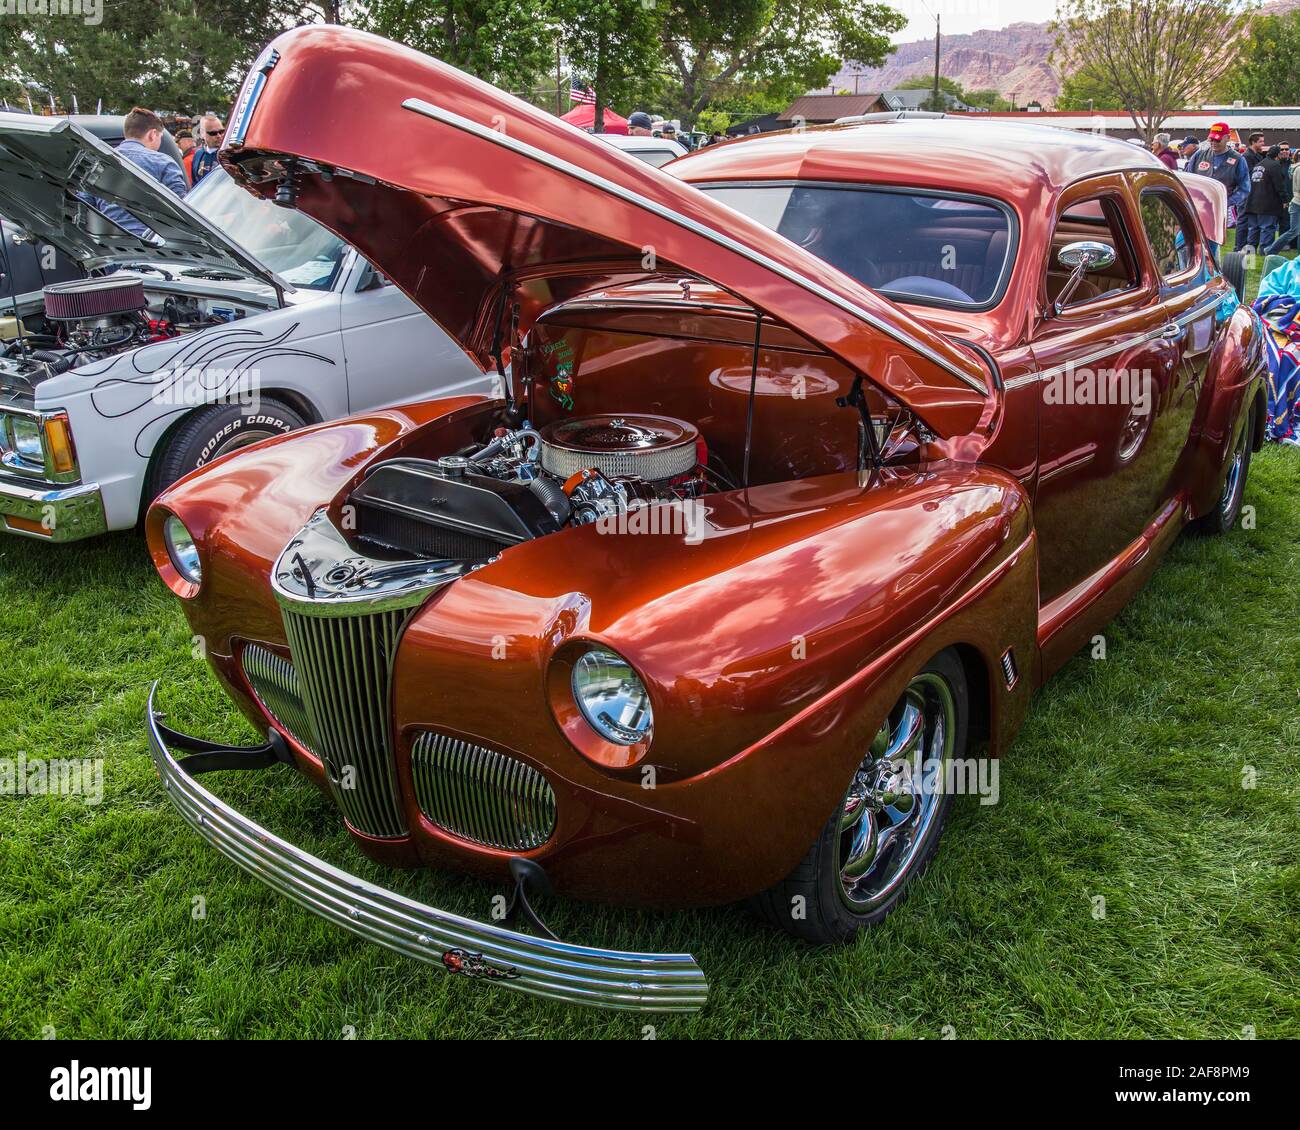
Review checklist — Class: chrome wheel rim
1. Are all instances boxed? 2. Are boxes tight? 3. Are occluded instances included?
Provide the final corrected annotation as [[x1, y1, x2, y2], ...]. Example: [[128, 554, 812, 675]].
[[836, 671, 955, 912], [1219, 423, 1248, 518], [206, 427, 278, 463]]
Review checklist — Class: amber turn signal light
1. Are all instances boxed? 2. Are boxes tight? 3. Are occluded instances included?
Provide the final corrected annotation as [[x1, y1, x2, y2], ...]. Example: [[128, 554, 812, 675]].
[[43, 414, 76, 475]]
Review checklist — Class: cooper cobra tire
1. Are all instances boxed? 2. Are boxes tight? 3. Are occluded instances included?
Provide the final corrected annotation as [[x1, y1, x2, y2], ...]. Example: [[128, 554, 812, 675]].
[[148, 399, 307, 501], [750, 648, 969, 944], [1220, 250, 1247, 302], [1191, 403, 1253, 536]]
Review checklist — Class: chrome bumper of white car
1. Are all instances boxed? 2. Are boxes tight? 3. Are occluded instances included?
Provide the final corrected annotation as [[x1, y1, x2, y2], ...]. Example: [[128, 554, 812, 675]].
[[147, 684, 709, 1012], [0, 474, 107, 541]]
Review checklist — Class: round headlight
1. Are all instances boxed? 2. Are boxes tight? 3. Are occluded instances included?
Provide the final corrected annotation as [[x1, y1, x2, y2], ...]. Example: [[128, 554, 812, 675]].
[[163, 514, 202, 585], [571, 647, 653, 746], [10, 416, 43, 463]]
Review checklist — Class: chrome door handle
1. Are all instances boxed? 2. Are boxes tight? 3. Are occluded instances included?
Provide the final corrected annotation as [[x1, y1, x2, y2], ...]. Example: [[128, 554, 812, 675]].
[[1160, 323, 1184, 339]]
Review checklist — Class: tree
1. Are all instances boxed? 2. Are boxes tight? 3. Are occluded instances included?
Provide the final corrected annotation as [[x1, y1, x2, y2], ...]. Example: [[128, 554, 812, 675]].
[[897, 74, 962, 110], [1053, 0, 1252, 142], [656, 0, 906, 125], [1223, 10, 1300, 106], [1, 2, 318, 114], [1055, 64, 1127, 110], [362, 0, 561, 97], [558, 0, 662, 131]]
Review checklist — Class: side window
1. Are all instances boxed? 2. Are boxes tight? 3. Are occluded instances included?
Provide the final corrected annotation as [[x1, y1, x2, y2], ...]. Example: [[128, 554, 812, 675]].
[[1139, 191, 1199, 281], [1047, 196, 1139, 310]]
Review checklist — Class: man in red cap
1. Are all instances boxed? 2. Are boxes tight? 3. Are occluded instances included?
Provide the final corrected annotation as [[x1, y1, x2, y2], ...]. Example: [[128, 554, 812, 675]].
[[1189, 123, 1250, 247]]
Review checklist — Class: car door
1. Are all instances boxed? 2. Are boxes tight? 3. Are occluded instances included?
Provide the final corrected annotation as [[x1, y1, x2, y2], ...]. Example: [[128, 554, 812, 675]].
[[337, 256, 492, 413], [1128, 171, 1224, 484], [1028, 175, 1184, 605]]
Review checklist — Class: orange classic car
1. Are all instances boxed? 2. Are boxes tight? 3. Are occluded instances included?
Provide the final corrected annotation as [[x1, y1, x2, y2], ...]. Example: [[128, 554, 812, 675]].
[[144, 27, 1266, 1012]]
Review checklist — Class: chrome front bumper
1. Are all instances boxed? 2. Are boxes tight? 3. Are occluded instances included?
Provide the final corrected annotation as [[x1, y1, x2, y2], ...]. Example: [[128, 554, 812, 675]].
[[0, 474, 106, 541], [147, 685, 708, 1012]]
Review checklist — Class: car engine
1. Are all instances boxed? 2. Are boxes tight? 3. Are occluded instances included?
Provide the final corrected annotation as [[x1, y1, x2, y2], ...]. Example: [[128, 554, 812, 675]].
[[0, 273, 247, 384], [351, 413, 709, 562]]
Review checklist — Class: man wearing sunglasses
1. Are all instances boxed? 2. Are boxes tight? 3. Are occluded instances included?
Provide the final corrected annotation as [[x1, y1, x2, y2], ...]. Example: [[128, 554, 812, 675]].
[[190, 115, 225, 185]]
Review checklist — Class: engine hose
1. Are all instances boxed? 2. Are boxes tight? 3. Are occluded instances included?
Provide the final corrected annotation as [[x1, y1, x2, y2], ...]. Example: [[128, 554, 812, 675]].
[[529, 474, 571, 526], [31, 349, 75, 375]]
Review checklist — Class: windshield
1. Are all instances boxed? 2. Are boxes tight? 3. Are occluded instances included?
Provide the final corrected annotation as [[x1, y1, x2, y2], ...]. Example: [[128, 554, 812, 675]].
[[699, 183, 1014, 309], [186, 167, 347, 290], [626, 148, 680, 169]]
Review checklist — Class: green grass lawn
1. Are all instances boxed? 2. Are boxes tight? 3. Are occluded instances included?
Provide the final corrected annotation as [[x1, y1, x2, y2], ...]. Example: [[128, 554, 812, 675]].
[[1, 442, 1296, 1040]]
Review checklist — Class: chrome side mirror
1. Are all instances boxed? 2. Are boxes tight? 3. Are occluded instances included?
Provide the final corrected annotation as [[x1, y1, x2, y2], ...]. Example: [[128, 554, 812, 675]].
[[1054, 240, 1117, 312]]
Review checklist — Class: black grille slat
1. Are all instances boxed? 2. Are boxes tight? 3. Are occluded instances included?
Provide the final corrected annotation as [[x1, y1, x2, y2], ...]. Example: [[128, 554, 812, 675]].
[[281, 608, 410, 839], [411, 732, 556, 851]]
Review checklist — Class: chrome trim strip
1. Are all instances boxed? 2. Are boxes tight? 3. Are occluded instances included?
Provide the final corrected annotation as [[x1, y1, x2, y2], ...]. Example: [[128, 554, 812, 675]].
[[147, 685, 708, 1012], [1005, 294, 1223, 390], [400, 97, 990, 399]]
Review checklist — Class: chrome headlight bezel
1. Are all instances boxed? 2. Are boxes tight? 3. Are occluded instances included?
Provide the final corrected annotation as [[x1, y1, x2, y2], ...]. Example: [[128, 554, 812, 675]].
[[8, 414, 43, 464], [570, 646, 654, 747], [163, 514, 202, 586]]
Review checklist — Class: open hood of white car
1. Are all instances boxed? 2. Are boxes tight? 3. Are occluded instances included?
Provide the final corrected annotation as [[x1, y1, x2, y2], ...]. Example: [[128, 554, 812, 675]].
[[0, 113, 286, 289]]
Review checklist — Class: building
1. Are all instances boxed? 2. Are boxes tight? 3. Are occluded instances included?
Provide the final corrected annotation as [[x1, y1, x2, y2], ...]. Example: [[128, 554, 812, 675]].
[[884, 88, 975, 113], [776, 93, 892, 126], [972, 107, 1300, 145]]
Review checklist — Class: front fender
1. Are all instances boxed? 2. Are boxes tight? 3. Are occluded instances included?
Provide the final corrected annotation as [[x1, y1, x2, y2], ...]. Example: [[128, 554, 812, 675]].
[[389, 461, 1039, 905]]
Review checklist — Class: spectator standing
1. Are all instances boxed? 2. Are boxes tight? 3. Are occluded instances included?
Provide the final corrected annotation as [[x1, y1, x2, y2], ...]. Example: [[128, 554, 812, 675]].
[[90, 107, 187, 240], [1177, 135, 1199, 170], [190, 115, 225, 184], [1265, 156, 1300, 253], [1189, 123, 1250, 240], [627, 111, 653, 136], [1244, 144, 1287, 251], [1151, 132, 1178, 169], [1245, 132, 1267, 169]]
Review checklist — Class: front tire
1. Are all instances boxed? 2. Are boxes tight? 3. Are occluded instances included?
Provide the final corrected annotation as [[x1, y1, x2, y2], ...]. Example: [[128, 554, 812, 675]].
[[148, 399, 307, 501], [750, 648, 969, 943]]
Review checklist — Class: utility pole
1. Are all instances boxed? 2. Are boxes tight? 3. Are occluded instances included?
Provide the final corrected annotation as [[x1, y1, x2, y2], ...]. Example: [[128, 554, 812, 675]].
[[556, 43, 563, 115], [932, 14, 941, 110]]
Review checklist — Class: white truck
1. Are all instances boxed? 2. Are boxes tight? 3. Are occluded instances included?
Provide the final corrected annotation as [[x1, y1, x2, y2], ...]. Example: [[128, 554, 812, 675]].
[[0, 114, 490, 541]]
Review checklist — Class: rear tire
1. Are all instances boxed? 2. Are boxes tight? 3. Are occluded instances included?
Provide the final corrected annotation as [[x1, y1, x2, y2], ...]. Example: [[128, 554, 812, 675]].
[[749, 648, 969, 944], [1191, 404, 1253, 536], [1220, 250, 1247, 302], [148, 399, 307, 501]]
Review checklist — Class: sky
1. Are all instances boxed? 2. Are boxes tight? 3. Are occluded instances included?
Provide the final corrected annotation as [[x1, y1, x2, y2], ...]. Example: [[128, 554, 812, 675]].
[[889, 0, 1062, 43]]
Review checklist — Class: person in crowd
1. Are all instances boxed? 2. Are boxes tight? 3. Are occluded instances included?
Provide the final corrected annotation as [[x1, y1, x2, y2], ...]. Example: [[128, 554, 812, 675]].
[[1245, 132, 1267, 168], [174, 129, 196, 185], [627, 111, 653, 137], [1189, 123, 1250, 249], [190, 114, 225, 184], [90, 107, 187, 239], [1177, 135, 1200, 170], [1151, 132, 1178, 169], [1265, 152, 1300, 254], [1244, 144, 1288, 251]]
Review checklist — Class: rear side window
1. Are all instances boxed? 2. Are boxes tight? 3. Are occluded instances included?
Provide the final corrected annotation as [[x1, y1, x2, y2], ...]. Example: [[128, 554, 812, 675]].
[[1138, 191, 1199, 281]]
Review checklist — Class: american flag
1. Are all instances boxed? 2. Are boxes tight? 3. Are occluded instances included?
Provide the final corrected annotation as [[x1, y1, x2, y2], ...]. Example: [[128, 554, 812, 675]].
[[569, 77, 596, 105]]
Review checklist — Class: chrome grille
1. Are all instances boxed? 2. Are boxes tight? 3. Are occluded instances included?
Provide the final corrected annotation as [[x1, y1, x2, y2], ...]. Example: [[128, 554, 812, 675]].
[[241, 643, 317, 755], [281, 608, 410, 839], [411, 731, 556, 851]]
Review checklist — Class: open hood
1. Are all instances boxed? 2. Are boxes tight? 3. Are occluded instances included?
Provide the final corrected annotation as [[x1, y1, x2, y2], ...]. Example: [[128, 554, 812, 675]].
[[0, 112, 285, 288], [221, 27, 994, 438]]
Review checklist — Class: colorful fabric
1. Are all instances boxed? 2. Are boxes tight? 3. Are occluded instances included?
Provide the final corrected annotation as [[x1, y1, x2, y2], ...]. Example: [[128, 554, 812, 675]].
[[1250, 288, 1300, 445]]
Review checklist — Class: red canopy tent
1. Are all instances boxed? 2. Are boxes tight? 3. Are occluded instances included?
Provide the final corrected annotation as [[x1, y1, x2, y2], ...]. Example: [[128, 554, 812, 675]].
[[560, 103, 628, 135]]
